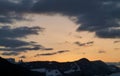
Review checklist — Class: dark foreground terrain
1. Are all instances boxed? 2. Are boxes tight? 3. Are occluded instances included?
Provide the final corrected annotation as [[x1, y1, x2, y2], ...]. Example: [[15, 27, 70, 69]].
[[0, 57, 44, 76], [0, 57, 120, 76]]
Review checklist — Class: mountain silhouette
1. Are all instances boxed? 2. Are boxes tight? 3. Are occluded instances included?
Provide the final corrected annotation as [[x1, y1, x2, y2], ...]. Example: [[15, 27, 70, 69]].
[[1, 57, 119, 76], [20, 58, 120, 76], [75, 58, 111, 76]]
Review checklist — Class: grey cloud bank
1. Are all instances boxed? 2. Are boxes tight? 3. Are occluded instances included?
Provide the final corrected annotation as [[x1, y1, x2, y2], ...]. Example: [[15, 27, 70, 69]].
[[0, 0, 120, 38]]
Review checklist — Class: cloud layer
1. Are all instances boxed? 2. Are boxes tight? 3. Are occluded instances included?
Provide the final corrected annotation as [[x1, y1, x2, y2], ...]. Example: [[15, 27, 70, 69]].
[[0, 26, 44, 53], [0, 0, 120, 38], [32, 0, 120, 38]]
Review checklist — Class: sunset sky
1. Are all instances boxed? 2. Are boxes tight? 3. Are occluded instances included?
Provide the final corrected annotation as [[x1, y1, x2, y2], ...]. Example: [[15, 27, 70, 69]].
[[0, 0, 120, 62]]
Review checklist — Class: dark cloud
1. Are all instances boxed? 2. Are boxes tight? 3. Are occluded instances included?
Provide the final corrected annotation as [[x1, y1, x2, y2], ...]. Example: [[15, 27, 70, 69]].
[[0, 26, 44, 39], [74, 41, 94, 47], [0, 0, 38, 23], [0, 45, 43, 52], [32, 0, 120, 38], [86, 41, 94, 45], [57, 50, 70, 53], [74, 41, 86, 46], [0, 26, 44, 52], [0, 39, 30, 48], [42, 48, 54, 50], [96, 29, 120, 38], [1, 52, 20, 56], [34, 50, 70, 57], [0, 0, 120, 38], [98, 50, 106, 54], [0, 0, 35, 23], [35, 52, 57, 57], [19, 56, 26, 59]]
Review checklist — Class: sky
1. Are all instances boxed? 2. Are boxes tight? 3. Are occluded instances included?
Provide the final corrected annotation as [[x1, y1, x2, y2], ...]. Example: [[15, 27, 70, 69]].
[[0, 0, 120, 62]]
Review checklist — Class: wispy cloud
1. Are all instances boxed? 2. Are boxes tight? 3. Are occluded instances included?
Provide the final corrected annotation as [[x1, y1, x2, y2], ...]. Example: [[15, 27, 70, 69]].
[[74, 41, 94, 47], [35, 52, 57, 57], [57, 50, 70, 54], [34, 50, 70, 57], [42, 48, 54, 51], [1, 52, 20, 56]]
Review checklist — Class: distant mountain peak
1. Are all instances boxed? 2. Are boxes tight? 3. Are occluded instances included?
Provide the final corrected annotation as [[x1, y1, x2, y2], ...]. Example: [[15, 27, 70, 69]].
[[76, 58, 90, 64], [78, 58, 90, 62]]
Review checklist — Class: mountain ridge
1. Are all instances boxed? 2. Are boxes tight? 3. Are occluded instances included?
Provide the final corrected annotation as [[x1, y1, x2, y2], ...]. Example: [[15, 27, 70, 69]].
[[0, 57, 120, 76], [20, 58, 120, 76]]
